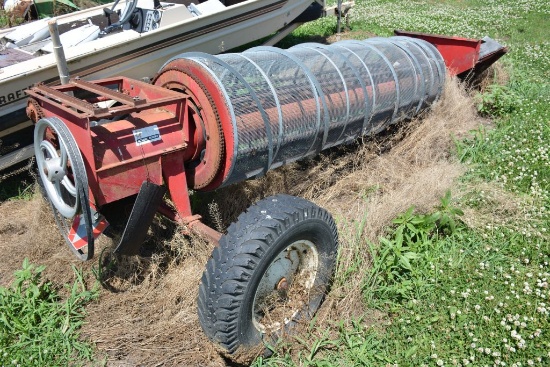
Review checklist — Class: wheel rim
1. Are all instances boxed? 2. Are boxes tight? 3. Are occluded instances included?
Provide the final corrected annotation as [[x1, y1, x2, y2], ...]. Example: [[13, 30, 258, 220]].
[[35, 121, 80, 218], [252, 239, 319, 334], [34, 117, 94, 261]]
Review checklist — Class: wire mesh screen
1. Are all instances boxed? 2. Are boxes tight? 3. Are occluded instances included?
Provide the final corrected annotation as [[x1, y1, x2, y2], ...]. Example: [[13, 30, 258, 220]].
[[182, 53, 273, 183], [339, 40, 398, 133], [169, 36, 445, 188], [393, 36, 446, 100], [243, 48, 322, 171], [293, 43, 370, 147]]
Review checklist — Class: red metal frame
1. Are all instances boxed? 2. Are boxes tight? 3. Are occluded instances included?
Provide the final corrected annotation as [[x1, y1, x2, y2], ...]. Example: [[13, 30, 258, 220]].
[[153, 60, 237, 191], [26, 77, 222, 243]]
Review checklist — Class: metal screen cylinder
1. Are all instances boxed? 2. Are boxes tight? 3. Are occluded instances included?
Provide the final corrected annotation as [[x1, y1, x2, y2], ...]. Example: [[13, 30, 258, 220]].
[[159, 36, 445, 189]]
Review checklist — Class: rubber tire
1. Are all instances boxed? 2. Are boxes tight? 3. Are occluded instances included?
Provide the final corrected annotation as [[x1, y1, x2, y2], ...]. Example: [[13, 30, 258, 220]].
[[197, 194, 338, 353]]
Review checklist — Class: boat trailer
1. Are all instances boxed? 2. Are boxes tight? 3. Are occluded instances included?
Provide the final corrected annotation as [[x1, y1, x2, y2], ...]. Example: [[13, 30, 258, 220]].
[[25, 32, 506, 353]]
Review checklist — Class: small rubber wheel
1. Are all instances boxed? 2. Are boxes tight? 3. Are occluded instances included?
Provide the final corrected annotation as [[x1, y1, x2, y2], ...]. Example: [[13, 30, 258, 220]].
[[198, 194, 338, 353]]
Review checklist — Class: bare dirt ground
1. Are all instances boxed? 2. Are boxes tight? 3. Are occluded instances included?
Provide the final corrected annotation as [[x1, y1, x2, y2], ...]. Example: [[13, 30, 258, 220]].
[[0, 74, 489, 366]]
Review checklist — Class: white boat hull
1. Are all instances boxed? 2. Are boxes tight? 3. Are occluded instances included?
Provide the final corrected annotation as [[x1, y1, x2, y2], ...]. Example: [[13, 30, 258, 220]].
[[0, 0, 317, 131]]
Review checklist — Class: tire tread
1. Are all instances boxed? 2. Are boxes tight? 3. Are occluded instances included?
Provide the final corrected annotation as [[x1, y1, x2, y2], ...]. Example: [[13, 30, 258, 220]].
[[197, 194, 338, 353]]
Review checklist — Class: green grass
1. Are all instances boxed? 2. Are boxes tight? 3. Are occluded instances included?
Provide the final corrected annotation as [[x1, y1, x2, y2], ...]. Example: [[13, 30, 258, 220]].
[[0, 169, 35, 202], [0, 260, 98, 366], [0, 10, 23, 28]]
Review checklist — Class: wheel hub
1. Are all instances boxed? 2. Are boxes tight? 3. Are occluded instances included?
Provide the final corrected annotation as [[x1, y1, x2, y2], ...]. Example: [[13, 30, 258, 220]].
[[44, 156, 66, 182], [252, 239, 319, 333]]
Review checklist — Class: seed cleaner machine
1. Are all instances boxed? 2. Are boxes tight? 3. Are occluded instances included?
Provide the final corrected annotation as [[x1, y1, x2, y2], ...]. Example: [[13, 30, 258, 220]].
[[25, 31, 506, 353]]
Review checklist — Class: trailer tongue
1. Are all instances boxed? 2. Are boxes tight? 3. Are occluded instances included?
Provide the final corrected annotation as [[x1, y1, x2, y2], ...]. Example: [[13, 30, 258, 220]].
[[25, 33, 506, 354]]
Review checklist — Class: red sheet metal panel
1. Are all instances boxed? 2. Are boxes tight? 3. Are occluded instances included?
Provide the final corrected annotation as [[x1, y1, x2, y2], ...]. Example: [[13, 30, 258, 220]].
[[394, 30, 481, 76]]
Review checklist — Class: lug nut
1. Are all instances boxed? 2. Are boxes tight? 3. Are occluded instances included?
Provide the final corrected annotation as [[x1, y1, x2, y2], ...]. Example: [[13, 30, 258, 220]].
[[276, 278, 288, 291]]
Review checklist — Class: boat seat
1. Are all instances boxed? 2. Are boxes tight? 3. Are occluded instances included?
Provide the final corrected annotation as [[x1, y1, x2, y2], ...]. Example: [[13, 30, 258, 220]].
[[100, 0, 139, 36], [39, 21, 100, 55]]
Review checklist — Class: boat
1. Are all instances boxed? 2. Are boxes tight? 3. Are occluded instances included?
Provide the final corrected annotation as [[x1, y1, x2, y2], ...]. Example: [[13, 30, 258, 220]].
[[0, 0, 345, 169]]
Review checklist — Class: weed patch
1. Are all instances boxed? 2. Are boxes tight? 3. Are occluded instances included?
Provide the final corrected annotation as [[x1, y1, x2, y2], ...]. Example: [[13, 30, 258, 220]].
[[365, 191, 464, 306], [0, 259, 98, 366]]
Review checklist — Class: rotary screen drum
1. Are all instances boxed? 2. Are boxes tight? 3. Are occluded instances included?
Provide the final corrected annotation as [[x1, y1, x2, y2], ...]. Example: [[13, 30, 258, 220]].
[[155, 36, 445, 189]]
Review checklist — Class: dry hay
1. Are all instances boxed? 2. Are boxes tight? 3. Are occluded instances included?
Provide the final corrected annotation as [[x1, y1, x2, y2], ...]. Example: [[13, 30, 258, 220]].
[[0, 73, 488, 365], [0, 188, 84, 287]]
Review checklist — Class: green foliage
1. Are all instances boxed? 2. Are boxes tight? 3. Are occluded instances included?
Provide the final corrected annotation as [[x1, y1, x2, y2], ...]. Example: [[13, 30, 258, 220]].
[[476, 84, 518, 117], [365, 191, 464, 304], [0, 259, 98, 366], [459, 82, 549, 207], [0, 11, 7, 27], [348, 229, 549, 366], [0, 9, 24, 28]]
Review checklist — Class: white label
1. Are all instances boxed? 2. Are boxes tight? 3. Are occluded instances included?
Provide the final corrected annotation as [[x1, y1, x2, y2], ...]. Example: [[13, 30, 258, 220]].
[[133, 125, 161, 146]]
